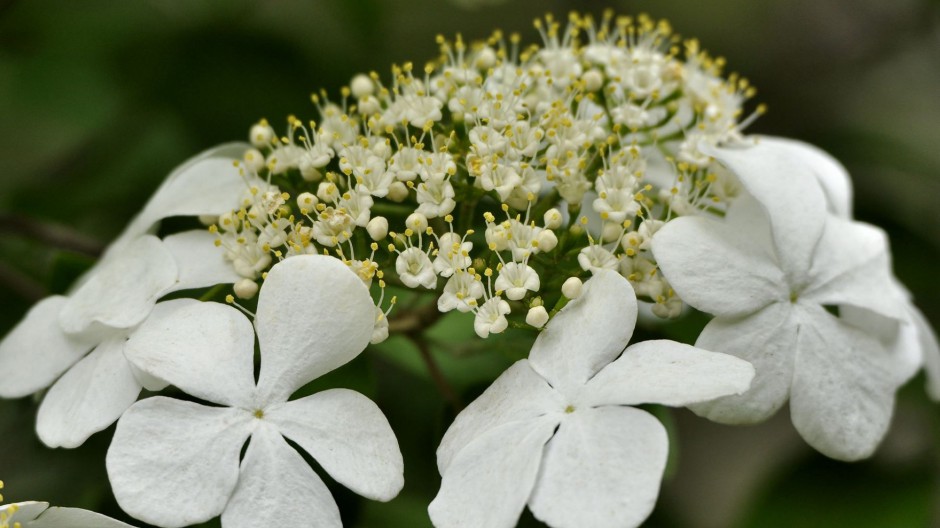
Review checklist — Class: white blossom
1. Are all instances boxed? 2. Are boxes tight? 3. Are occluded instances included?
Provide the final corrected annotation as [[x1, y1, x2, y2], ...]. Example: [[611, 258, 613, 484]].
[[429, 271, 753, 528], [107, 256, 403, 528]]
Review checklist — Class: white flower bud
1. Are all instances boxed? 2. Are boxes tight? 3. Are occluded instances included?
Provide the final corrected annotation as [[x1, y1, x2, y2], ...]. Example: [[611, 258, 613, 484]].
[[299, 163, 323, 182], [582, 69, 604, 92], [536, 229, 558, 252], [350, 74, 375, 98], [233, 279, 259, 300], [243, 148, 265, 172], [296, 192, 318, 213], [601, 222, 622, 243], [475, 46, 498, 70], [562, 277, 583, 299], [249, 122, 275, 148], [543, 208, 563, 229], [406, 212, 429, 232], [198, 215, 218, 226], [526, 306, 549, 328], [367, 216, 389, 241], [317, 182, 340, 203], [358, 95, 381, 116], [386, 181, 409, 202]]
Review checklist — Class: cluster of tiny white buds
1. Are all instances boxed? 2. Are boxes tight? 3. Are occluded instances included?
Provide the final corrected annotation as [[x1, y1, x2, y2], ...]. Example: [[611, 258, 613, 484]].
[[208, 10, 762, 345]]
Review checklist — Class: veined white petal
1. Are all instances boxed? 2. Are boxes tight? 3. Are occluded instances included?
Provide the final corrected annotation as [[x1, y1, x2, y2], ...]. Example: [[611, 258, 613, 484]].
[[802, 216, 905, 320], [528, 406, 668, 528], [690, 302, 797, 424], [429, 417, 558, 528], [162, 230, 241, 293], [107, 143, 253, 257], [436, 359, 562, 474], [754, 136, 853, 218], [0, 296, 92, 398], [36, 337, 141, 448], [702, 140, 827, 286], [27, 507, 138, 528], [107, 398, 253, 528], [254, 255, 374, 403], [267, 389, 404, 501], [124, 300, 256, 408], [221, 425, 342, 528], [59, 235, 177, 335], [652, 215, 786, 318], [528, 270, 637, 394], [582, 340, 754, 408], [1, 502, 48, 525], [790, 305, 898, 461]]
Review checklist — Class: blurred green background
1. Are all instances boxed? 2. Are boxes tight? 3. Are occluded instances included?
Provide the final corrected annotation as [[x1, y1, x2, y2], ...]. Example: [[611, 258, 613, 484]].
[[0, 0, 938, 527]]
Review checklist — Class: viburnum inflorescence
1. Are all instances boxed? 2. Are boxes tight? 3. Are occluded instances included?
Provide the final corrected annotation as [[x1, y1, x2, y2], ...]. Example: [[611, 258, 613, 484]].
[[210, 11, 764, 338]]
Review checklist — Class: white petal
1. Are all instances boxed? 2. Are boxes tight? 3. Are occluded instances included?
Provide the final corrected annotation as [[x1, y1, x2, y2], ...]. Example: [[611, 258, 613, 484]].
[[124, 300, 256, 408], [59, 236, 178, 334], [437, 359, 561, 474], [267, 389, 404, 501], [790, 305, 898, 461], [255, 255, 374, 402], [162, 230, 240, 293], [581, 340, 755, 407], [2, 502, 48, 525], [0, 296, 92, 398], [911, 306, 940, 401], [29, 507, 137, 528], [841, 304, 921, 385], [108, 143, 253, 256], [528, 406, 667, 528], [221, 424, 342, 528], [107, 397, 253, 528], [689, 302, 797, 424], [802, 217, 905, 320], [429, 417, 558, 528], [754, 136, 853, 218], [36, 337, 141, 448], [528, 270, 637, 394], [652, 215, 786, 318], [703, 140, 828, 284]]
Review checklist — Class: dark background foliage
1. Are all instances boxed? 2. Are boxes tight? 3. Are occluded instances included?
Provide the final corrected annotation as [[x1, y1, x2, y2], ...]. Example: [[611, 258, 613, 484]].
[[1, 0, 938, 526]]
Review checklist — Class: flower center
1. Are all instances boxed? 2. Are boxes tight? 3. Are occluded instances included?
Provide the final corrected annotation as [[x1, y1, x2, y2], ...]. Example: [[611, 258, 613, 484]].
[[253, 409, 265, 419], [564, 405, 576, 414]]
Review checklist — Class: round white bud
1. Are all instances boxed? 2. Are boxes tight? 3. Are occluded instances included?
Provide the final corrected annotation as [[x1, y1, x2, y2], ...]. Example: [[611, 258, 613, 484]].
[[526, 305, 549, 328], [475, 47, 498, 70], [367, 216, 389, 241], [582, 69, 604, 92], [299, 162, 323, 182], [536, 230, 558, 252], [358, 95, 381, 116], [406, 212, 429, 232], [543, 208, 563, 229], [296, 192, 318, 212], [243, 148, 265, 172], [350, 74, 375, 98], [561, 277, 583, 299], [198, 215, 218, 226], [601, 222, 622, 243], [234, 279, 260, 300], [249, 123, 275, 148], [386, 181, 409, 202]]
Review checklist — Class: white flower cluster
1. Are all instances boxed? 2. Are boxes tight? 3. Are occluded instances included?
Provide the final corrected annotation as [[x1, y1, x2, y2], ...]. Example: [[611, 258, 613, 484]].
[[209, 12, 763, 339], [0, 10, 937, 528]]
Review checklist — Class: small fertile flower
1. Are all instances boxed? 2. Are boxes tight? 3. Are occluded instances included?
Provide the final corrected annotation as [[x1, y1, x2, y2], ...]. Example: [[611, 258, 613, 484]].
[[652, 139, 910, 460], [429, 270, 754, 528], [107, 255, 403, 528]]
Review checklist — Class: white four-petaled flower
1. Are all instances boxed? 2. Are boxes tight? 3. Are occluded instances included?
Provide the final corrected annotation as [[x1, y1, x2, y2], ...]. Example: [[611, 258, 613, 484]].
[[106, 255, 404, 528], [0, 145, 251, 448], [652, 138, 912, 460], [429, 270, 754, 528]]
